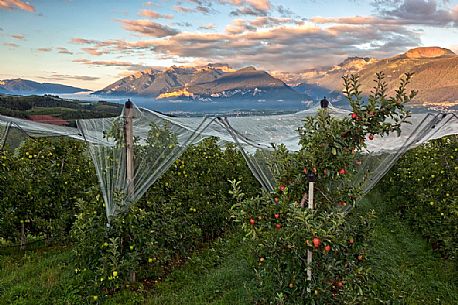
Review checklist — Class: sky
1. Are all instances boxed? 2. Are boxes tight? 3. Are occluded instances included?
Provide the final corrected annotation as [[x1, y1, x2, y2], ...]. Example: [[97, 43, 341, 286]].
[[1, 0, 458, 90]]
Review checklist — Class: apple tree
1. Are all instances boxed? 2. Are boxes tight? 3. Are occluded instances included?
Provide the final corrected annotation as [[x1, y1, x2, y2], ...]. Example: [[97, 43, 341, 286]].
[[231, 72, 416, 304]]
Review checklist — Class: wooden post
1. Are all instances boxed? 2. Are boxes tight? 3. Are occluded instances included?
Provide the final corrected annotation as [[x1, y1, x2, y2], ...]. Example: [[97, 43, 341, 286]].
[[307, 173, 316, 292], [20, 221, 26, 250], [124, 100, 134, 199], [124, 100, 136, 283]]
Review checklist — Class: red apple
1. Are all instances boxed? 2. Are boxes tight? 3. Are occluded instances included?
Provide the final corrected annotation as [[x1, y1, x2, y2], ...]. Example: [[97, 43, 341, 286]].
[[338, 201, 347, 207], [324, 245, 331, 252], [250, 218, 255, 225], [312, 237, 321, 248], [274, 213, 280, 219]]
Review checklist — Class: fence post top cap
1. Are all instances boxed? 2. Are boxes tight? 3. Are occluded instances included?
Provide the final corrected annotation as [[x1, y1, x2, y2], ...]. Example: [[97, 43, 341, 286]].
[[125, 99, 133, 109]]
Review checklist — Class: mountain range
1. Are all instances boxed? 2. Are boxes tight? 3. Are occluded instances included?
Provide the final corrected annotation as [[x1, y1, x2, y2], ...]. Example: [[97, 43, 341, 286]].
[[0, 79, 89, 95], [93, 63, 306, 102], [2, 47, 457, 110], [274, 47, 458, 108]]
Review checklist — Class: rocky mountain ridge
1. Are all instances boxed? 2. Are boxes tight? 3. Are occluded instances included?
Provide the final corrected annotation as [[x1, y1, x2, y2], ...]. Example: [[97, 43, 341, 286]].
[[0, 79, 89, 95]]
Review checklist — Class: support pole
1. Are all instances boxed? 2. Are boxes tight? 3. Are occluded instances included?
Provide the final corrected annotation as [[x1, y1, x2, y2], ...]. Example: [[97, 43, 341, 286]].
[[124, 99, 134, 199], [20, 221, 26, 250], [306, 173, 316, 292], [124, 100, 136, 283]]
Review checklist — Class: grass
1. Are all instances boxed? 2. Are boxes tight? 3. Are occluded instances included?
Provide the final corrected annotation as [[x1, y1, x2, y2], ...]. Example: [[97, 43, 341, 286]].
[[142, 235, 257, 305], [359, 191, 458, 304], [0, 246, 82, 305], [1, 193, 457, 305], [0, 234, 257, 305]]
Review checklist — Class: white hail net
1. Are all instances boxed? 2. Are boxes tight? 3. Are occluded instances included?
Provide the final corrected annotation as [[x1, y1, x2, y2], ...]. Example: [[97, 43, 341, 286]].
[[76, 104, 213, 221], [0, 104, 457, 221]]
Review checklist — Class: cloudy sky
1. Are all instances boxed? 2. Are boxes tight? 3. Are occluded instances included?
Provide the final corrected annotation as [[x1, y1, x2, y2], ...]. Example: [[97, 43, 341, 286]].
[[1, 0, 458, 90]]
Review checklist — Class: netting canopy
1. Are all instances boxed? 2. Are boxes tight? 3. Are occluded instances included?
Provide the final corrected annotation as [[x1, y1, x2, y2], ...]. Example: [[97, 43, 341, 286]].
[[1, 103, 457, 222], [77, 104, 213, 221]]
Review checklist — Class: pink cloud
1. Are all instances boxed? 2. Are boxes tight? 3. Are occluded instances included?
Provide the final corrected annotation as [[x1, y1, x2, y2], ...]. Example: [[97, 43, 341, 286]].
[[199, 23, 216, 30], [220, 0, 271, 15], [71, 37, 99, 44], [311, 16, 409, 25], [221, 0, 270, 11], [72, 59, 150, 71], [81, 47, 108, 56], [11, 34, 25, 40], [66, 13, 422, 72], [118, 19, 179, 37], [225, 19, 256, 34], [72, 59, 133, 66], [173, 5, 194, 13], [0, 0, 35, 12], [39, 74, 100, 81], [37, 47, 52, 52], [3, 42, 19, 48], [139, 9, 173, 19], [57, 47, 73, 55]]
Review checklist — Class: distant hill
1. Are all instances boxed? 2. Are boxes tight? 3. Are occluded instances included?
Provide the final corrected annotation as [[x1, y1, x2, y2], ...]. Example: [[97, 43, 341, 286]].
[[0, 94, 122, 127], [93, 64, 308, 102], [0, 79, 90, 95], [276, 47, 458, 109]]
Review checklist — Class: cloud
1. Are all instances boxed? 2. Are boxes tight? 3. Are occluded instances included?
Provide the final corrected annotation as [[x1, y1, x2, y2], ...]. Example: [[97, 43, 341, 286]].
[[0, 0, 35, 12], [225, 17, 303, 34], [175, 21, 193, 27], [199, 23, 216, 30], [73, 58, 150, 70], [173, 5, 194, 13], [220, 0, 271, 16], [222, 0, 270, 11], [142, 23, 420, 71], [182, 0, 216, 14], [39, 74, 100, 81], [311, 16, 406, 25], [57, 47, 73, 55], [225, 19, 257, 34], [3, 42, 19, 48], [230, 7, 266, 16], [66, 12, 422, 72], [250, 16, 304, 27], [81, 47, 109, 56], [11, 34, 25, 40], [173, 1, 215, 14], [71, 37, 99, 44], [373, 0, 458, 27], [37, 47, 52, 52], [139, 9, 173, 19], [276, 4, 295, 18], [118, 19, 179, 37], [0, 27, 3, 31]]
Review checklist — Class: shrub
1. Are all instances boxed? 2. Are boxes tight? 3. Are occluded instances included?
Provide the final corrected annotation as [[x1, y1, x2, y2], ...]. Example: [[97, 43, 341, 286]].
[[230, 72, 416, 304], [71, 137, 260, 295], [0, 138, 95, 244], [380, 135, 458, 259], [231, 182, 375, 304]]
